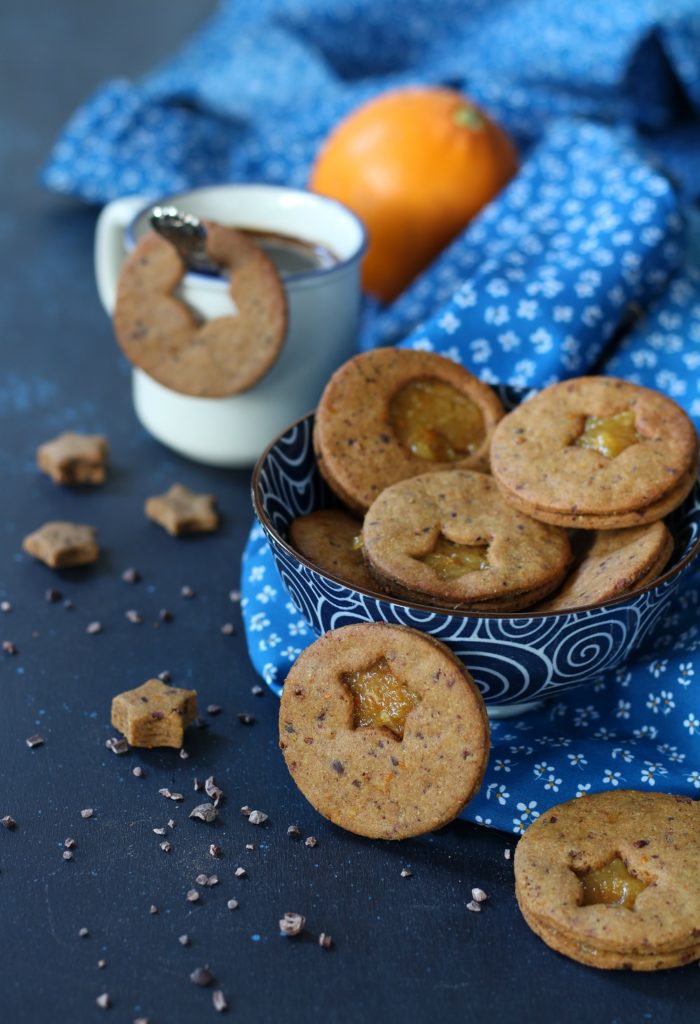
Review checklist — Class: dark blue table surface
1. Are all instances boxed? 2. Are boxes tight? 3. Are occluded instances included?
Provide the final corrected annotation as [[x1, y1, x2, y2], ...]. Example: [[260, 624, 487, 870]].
[[1, 3, 698, 1022]]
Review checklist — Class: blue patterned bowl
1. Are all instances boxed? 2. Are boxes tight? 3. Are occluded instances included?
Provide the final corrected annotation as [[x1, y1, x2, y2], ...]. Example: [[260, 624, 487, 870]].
[[252, 400, 700, 714]]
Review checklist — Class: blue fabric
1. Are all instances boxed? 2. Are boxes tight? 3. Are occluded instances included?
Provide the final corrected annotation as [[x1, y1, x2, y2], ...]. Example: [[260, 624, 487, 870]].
[[43, 1, 700, 833]]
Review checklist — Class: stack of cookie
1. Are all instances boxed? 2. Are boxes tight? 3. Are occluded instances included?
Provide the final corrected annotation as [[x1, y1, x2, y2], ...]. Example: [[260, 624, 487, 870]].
[[288, 351, 698, 614]]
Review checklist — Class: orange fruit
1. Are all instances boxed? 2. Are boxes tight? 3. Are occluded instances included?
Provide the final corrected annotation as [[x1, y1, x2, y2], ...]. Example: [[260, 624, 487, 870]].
[[309, 87, 518, 302]]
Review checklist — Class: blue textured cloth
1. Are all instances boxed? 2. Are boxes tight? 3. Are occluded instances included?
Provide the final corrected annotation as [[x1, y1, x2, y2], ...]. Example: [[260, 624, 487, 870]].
[[44, 1, 700, 833]]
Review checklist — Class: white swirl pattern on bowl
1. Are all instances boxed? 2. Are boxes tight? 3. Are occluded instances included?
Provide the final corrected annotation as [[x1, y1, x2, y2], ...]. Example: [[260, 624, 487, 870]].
[[253, 408, 700, 707]]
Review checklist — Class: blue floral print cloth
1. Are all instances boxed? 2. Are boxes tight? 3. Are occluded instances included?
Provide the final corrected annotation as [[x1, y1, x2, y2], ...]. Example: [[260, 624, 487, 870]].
[[43, 1, 700, 832]]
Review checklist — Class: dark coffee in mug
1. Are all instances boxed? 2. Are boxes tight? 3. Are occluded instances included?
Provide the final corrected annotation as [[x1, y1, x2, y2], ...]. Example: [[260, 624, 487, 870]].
[[241, 228, 339, 276]]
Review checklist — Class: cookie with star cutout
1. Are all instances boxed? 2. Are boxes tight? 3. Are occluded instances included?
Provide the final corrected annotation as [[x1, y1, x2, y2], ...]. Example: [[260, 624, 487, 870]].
[[514, 789, 700, 970], [490, 377, 698, 529], [279, 622, 490, 840]]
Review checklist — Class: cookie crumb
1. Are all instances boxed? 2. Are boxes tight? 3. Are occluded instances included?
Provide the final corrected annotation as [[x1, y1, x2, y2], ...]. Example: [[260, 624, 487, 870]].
[[79, 927, 90, 938], [251, 685, 264, 697], [504, 848, 511, 860], [179, 748, 189, 760], [234, 867, 247, 878], [86, 621, 103, 635], [64, 837, 76, 849], [178, 934, 190, 946], [97, 960, 106, 969], [305, 836, 317, 848], [466, 900, 482, 913], [206, 704, 222, 716], [186, 889, 200, 903], [318, 933, 333, 949], [190, 803, 218, 823], [125, 609, 143, 625], [95, 992, 110, 1010], [212, 989, 228, 1013], [220, 623, 234, 636], [279, 912, 305, 937], [81, 808, 94, 819], [121, 567, 140, 584], [132, 766, 144, 778], [471, 887, 488, 902], [180, 585, 195, 599], [248, 810, 268, 826], [25, 734, 44, 748], [400, 868, 412, 878], [45, 588, 62, 604], [1, 815, 17, 829], [157, 670, 171, 682], [238, 713, 255, 725], [287, 824, 301, 839], [105, 737, 129, 755], [159, 841, 172, 853], [227, 899, 239, 911], [149, 904, 158, 915], [63, 850, 74, 861], [0, 601, 11, 613], [209, 843, 222, 858], [189, 966, 213, 987]]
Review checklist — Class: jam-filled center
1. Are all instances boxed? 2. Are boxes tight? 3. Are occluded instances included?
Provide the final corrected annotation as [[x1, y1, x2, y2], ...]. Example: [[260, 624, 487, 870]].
[[574, 409, 642, 459], [576, 857, 648, 909], [341, 657, 420, 739], [418, 535, 490, 580], [389, 378, 485, 462]]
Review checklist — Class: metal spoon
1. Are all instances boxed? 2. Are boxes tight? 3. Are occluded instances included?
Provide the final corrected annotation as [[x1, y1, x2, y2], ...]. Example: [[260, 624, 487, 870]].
[[149, 205, 223, 275]]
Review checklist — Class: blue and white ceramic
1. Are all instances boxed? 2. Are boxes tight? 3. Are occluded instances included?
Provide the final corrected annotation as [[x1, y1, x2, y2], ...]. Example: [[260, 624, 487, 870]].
[[251, 402, 700, 712]]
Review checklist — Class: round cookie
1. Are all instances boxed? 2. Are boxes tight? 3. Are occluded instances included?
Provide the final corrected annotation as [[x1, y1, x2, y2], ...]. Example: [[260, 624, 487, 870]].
[[279, 623, 490, 839], [313, 348, 505, 512], [288, 509, 377, 591], [113, 221, 287, 398], [362, 470, 571, 611], [535, 521, 673, 613], [514, 790, 700, 970], [490, 377, 699, 529]]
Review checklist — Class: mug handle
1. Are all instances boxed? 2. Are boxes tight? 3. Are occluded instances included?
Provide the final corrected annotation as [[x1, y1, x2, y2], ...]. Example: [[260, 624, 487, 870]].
[[94, 194, 151, 315]]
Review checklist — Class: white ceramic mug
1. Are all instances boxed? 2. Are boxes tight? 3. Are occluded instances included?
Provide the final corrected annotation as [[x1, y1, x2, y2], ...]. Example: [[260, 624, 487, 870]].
[[94, 184, 367, 467]]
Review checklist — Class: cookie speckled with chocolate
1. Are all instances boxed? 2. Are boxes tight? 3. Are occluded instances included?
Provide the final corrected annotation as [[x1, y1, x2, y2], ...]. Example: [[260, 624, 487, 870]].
[[491, 377, 698, 529], [362, 470, 571, 611], [22, 522, 99, 569], [514, 790, 700, 970], [113, 222, 287, 398], [111, 678, 197, 748], [145, 483, 218, 536], [37, 432, 109, 485], [313, 349, 505, 512], [535, 521, 673, 613], [288, 509, 376, 591], [279, 622, 489, 840]]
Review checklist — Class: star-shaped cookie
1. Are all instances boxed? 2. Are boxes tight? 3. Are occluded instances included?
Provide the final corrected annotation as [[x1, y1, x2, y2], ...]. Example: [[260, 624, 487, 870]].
[[37, 432, 109, 485], [22, 521, 99, 569], [145, 483, 219, 536], [111, 678, 197, 748]]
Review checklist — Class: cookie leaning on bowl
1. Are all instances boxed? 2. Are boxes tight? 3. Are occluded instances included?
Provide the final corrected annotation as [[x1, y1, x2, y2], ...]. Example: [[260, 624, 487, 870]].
[[362, 470, 571, 611], [514, 790, 700, 970], [279, 622, 490, 839], [490, 377, 698, 529], [313, 348, 505, 512]]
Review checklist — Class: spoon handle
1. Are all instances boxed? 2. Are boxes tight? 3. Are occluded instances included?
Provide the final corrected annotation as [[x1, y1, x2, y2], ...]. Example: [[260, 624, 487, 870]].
[[149, 206, 223, 275]]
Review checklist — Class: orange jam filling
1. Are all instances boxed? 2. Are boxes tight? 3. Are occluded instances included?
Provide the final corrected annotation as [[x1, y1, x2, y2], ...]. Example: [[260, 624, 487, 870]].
[[419, 535, 490, 581], [389, 378, 485, 462], [574, 410, 642, 459], [577, 857, 648, 909], [341, 657, 420, 739]]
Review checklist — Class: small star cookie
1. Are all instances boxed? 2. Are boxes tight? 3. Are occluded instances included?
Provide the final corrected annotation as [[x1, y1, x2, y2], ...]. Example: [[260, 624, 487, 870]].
[[111, 678, 198, 748], [37, 432, 109, 485], [145, 484, 219, 536], [22, 522, 99, 569]]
